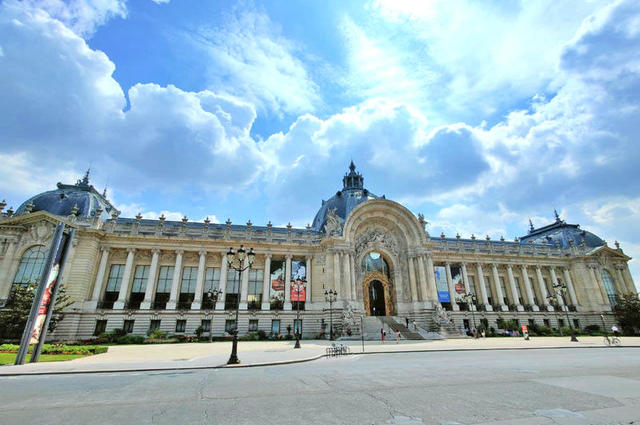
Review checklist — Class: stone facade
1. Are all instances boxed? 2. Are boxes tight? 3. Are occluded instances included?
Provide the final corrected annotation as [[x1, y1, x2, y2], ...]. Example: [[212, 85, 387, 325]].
[[0, 166, 636, 341]]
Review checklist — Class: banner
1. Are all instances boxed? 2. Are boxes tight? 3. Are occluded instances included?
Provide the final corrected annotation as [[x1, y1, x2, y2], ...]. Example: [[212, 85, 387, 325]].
[[30, 264, 60, 344], [434, 266, 450, 302], [272, 277, 285, 291], [291, 280, 306, 302]]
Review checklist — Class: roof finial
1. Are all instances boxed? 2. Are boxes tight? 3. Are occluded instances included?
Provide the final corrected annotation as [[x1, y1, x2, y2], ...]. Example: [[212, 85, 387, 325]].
[[554, 208, 561, 222], [349, 160, 355, 172], [102, 186, 107, 198], [529, 219, 534, 232], [83, 168, 90, 185]]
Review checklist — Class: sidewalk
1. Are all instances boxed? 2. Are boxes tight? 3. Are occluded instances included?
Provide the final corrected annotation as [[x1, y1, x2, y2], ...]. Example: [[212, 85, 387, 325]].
[[1, 336, 638, 376]]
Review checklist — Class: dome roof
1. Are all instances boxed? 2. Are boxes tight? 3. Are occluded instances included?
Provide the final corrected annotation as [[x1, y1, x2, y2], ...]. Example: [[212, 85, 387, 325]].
[[519, 211, 605, 249], [311, 161, 380, 232], [15, 171, 118, 220]]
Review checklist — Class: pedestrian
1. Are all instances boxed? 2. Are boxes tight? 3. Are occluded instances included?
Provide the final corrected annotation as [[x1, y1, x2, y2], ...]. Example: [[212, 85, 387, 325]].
[[612, 325, 619, 336], [396, 330, 401, 343], [381, 328, 385, 343], [405, 317, 409, 328], [412, 320, 417, 331]]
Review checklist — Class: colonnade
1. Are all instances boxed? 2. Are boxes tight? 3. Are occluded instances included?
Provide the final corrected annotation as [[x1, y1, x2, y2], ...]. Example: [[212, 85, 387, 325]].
[[87, 247, 312, 312]]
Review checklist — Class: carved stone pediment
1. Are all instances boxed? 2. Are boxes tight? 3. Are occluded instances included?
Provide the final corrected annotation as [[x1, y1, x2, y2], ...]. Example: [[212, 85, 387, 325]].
[[18, 220, 55, 247], [323, 208, 343, 237], [354, 227, 399, 256]]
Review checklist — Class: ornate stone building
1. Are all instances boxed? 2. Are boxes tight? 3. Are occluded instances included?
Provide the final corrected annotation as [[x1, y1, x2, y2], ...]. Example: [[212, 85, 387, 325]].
[[0, 165, 636, 340]]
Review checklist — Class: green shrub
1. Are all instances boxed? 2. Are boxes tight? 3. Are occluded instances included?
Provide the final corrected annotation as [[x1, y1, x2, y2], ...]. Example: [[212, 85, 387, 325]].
[[0, 343, 108, 355], [584, 324, 600, 334], [257, 330, 267, 340], [531, 324, 552, 336], [115, 335, 145, 345], [148, 329, 167, 339]]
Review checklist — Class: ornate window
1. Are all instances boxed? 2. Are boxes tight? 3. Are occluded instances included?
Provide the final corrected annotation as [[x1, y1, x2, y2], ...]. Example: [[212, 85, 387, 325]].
[[13, 246, 47, 285], [601, 269, 617, 306], [361, 252, 390, 278]]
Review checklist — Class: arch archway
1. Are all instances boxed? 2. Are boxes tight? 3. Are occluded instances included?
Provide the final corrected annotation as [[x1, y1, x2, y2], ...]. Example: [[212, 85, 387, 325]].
[[361, 251, 395, 316]]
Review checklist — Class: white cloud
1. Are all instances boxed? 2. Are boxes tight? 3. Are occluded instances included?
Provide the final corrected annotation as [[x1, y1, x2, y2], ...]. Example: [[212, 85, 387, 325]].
[[23, 0, 126, 37], [194, 9, 320, 116]]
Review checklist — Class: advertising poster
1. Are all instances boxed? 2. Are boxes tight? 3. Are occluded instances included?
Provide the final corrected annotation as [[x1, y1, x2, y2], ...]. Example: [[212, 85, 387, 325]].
[[434, 266, 450, 302], [291, 280, 306, 302], [269, 260, 285, 306], [451, 265, 465, 301]]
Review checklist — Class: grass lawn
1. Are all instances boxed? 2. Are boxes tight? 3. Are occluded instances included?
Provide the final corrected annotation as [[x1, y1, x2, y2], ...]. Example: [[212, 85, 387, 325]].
[[0, 352, 88, 365]]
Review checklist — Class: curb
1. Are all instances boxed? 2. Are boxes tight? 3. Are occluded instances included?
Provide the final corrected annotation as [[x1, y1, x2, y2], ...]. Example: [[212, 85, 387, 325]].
[[0, 345, 635, 377]]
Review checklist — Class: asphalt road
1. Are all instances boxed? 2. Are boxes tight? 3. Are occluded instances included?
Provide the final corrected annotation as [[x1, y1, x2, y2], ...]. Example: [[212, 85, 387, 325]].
[[1, 348, 639, 425]]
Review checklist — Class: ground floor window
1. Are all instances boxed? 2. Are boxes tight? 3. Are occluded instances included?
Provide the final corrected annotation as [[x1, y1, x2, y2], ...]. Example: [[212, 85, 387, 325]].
[[149, 319, 161, 332], [248, 319, 259, 332], [225, 319, 236, 335], [573, 319, 580, 329], [176, 320, 186, 333], [94, 319, 107, 336], [463, 319, 470, 330], [293, 319, 302, 335], [201, 319, 211, 332], [225, 293, 239, 311], [558, 319, 565, 328], [543, 319, 550, 327], [123, 320, 134, 334], [271, 319, 280, 336], [528, 319, 535, 328]]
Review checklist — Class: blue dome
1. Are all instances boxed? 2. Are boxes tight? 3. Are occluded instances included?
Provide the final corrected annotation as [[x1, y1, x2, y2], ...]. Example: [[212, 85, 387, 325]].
[[15, 171, 117, 220], [519, 212, 605, 249], [311, 162, 380, 232]]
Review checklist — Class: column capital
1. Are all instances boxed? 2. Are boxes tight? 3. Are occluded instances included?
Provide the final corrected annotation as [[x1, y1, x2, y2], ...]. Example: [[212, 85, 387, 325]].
[[445, 260, 451, 266], [151, 248, 161, 255], [100, 246, 110, 253], [285, 253, 293, 260], [198, 249, 208, 256], [175, 249, 184, 255], [265, 252, 273, 259], [506, 263, 513, 270], [126, 247, 136, 254], [305, 254, 313, 260]]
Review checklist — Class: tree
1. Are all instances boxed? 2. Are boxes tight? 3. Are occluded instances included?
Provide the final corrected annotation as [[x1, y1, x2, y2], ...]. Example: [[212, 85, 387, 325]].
[[612, 294, 640, 335], [0, 281, 73, 342]]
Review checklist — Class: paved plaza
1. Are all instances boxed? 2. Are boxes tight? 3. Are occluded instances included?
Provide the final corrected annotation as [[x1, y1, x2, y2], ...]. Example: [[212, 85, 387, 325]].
[[1, 347, 640, 425]]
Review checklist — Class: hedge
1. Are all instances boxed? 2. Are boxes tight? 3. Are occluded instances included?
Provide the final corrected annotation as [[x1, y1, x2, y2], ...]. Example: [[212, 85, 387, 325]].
[[0, 344, 108, 355]]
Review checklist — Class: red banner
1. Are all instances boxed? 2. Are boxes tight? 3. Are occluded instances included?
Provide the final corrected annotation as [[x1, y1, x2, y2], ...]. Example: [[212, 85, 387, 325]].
[[291, 281, 306, 302], [30, 264, 60, 344], [272, 277, 285, 291]]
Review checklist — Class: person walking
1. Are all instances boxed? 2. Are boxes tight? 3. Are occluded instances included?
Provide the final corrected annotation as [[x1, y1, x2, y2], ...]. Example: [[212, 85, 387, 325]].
[[381, 328, 385, 343], [396, 330, 401, 343], [412, 320, 417, 331], [405, 317, 409, 328]]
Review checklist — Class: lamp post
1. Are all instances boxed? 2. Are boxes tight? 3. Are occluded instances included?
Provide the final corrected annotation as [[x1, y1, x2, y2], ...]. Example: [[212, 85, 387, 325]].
[[293, 278, 305, 349], [462, 292, 477, 338], [546, 295, 563, 336], [552, 282, 578, 342], [206, 288, 222, 343], [324, 288, 337, 341], [226, 245, 255, 364]]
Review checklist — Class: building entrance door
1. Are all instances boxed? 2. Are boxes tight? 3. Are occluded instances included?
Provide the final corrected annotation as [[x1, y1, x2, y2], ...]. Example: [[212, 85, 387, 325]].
[[369, 280, 386, 316]]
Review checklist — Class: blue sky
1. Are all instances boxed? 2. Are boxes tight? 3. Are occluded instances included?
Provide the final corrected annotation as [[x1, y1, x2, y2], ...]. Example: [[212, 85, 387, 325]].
[[1, 0, 640, 287]]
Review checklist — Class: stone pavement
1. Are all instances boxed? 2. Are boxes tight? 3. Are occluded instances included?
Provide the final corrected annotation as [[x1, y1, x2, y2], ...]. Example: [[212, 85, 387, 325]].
[[1, 336, 638, 376]]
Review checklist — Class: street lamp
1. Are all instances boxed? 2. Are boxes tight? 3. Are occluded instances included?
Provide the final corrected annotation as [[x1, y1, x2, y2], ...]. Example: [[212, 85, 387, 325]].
[[551, 282, 578, 342], [226, 245, 255, 364], [293, 278, 306, 349], [462, 292, 477, 338], [206, 288, 222, 343], [545, 294, 563, 336], [324, 288, 337, 341]]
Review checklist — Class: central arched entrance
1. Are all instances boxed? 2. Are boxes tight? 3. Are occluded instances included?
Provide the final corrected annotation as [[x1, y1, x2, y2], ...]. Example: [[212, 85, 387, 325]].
[[369, 280, 386, 316], [361, 252, 395, 316]]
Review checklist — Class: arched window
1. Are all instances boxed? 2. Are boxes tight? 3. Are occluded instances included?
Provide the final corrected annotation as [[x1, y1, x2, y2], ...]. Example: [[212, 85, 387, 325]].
[[601, 269, 617, 306], [13, 246, 48, 285], [361, 252, 390, 278]]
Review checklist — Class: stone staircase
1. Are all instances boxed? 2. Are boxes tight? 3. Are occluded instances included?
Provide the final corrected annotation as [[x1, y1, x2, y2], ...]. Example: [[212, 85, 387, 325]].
[[359, 315, 465, 340], [380, 317, 424, 340]]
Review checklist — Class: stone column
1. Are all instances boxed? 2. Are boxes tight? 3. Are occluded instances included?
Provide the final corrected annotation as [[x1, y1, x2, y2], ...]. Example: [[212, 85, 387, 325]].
[[507, 265, 523, 311], [587, 265, 605, 305], [614, 265, 626, 294], [86, 246, 109, 309], [535, 265, 552, 311], [425, 255, 439, 306], [216, 251, 228, 310], [549, 266, 564, 307], [594, 266, 610, 307], [114, 248, 136, 309], [348, 254, 356, 301], [563, 267, 579, 307], [445, 262, 459, 310], [492, 263, 507, 311], [476, 263, 491, 311], [333, 251, 342, 299], [239, 256, 250, 310], [520, 265, 539, 311], [166, 249, 183, 310], [341, 252, 352, 301], [141, 248, 160, 310], [284, 254, 292, 311], [261, 253, 272, 310], [191, 249, 207, 310], [407, 256, 419, 303], [417, 256, 428, 302], [0, 240, 17, 301]]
